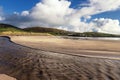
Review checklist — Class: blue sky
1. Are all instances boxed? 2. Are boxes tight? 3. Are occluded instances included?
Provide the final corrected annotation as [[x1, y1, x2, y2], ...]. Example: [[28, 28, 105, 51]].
[[0, 0, 120, 34], [92, 10, 120, 20], [0, 0, 39, 13], [0, 0, 80, 13], [1, 0, 120, 20]]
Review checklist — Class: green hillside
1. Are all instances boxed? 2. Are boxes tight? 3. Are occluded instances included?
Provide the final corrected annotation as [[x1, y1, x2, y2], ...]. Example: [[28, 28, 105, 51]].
[[0, 23, 120, 37], [23, 27, 120, 37], [0, 24, 51, 36], [23, 27, 72, 35], [0, 23, 24, 32]]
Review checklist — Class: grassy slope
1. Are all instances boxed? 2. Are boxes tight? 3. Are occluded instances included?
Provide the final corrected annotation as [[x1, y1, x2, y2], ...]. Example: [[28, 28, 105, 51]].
[[0, 24, 51, 36], [23, 27, 72, 36], [0, 23, 23, 32], [0, 23, 120, 37], [23, 27, 120, 37]]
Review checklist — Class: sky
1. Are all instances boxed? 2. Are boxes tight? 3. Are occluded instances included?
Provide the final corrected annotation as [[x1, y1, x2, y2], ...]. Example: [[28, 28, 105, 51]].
[[0, 0, 120, 34]]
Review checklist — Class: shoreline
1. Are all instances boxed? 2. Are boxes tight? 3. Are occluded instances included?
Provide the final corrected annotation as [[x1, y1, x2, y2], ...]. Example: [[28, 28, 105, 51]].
[[1, 36, 120, 60], [10, 36, 120, 56]]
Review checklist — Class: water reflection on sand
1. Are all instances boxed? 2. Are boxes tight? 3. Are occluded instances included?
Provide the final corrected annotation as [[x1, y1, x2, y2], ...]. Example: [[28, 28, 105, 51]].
[[62, 36, 120, 40]]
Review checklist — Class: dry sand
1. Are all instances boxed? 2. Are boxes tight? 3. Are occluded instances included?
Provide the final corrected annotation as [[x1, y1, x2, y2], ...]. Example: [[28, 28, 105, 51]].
[[0, 36, 120, 80], [11, 36, 120, 58], [0, 74, 16, 80]]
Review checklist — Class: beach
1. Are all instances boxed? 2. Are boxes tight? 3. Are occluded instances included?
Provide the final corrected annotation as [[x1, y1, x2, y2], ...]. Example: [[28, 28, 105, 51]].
[[11, 36, 120, 58], [0, 36, 120, 80]]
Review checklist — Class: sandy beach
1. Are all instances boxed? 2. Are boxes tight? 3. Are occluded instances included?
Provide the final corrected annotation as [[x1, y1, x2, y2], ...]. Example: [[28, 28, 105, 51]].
[[0, 36, 120, 80], [11, 36, 120, 58]]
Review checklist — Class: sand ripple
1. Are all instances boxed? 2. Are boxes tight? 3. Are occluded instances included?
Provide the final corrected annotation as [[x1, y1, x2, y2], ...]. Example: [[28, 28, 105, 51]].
[[0, 36, 120, 80]]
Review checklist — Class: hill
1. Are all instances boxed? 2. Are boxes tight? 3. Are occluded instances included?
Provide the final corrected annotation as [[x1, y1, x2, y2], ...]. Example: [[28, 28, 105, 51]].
[[0, 23, 120, 37], [0, 23, 24, 32], [23, 27, 72, 35], [0, 24, 51, 36], [23, 27, 120, 37]]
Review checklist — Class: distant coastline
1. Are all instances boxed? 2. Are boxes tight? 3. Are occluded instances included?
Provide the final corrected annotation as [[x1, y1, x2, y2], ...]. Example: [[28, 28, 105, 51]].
[[61, 36, 120, 41], [1, 23, 120, 37]]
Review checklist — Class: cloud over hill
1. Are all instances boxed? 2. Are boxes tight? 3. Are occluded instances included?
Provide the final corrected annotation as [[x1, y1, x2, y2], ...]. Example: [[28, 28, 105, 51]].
[[1, 0, 120, 34]]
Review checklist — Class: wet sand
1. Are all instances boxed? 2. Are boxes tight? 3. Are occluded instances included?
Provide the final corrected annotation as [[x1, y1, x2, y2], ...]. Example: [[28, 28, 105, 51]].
[[0, 36, 120, 80]]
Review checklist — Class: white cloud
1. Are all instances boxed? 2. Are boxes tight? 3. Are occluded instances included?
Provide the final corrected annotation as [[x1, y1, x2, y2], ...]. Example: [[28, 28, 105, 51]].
[[76, 0, 120, 17], [1, 0, 120, 34], [29, 0, 74, 26], [0, 7, 4, 21], [0, 16, 4, 21], [90, 18, 120, 34], [13, 12, 19, 15], [21, 11, 29, 16], [68, 0, 120, 32], [90, 0, 120, 12]]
